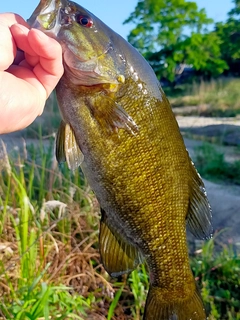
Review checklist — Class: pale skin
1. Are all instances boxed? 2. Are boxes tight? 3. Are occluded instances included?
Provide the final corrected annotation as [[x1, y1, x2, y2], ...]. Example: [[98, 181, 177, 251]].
[[0, 13, 64, 134]]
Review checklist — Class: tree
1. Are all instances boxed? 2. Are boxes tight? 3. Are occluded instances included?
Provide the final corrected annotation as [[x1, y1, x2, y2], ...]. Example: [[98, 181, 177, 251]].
[[124, 0, 227, 82], [179, 33, 228, 78], [228, 0, 240, 16], [216, 0, 240, 76]]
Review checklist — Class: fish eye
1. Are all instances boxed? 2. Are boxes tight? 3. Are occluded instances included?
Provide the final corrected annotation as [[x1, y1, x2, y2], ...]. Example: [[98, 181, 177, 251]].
[[76, 15, 93, 28]]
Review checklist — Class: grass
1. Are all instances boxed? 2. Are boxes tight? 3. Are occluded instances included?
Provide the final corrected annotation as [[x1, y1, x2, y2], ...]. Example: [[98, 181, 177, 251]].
[[0, 132, 239, 319], [165, 77, 240, 117], [192, 234, 240, 319], [0, 138, 148, 319], [194, 142, 240, 185]]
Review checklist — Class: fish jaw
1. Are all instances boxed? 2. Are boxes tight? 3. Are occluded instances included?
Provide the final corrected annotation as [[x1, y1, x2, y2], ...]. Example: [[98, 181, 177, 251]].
[[28, 0, 126, 87], [28, 0, 64, 36]]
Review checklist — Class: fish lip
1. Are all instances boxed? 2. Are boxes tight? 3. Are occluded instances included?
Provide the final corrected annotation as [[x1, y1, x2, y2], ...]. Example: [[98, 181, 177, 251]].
[[28, 0, 68, 35]]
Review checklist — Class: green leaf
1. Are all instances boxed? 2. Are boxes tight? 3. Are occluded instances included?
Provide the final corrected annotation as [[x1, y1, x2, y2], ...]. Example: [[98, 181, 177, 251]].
[[107, 286, 124, 320]]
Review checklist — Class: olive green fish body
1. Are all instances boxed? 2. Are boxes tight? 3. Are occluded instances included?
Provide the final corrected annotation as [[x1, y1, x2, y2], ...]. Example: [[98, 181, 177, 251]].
[[29, 1, 212, 319], [57, 72, 201, 318]]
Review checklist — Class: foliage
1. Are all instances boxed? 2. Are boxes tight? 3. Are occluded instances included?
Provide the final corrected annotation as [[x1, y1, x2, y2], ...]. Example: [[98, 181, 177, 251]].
[[124, 0, 212, 53], [215, 0, 240, 77], [124, 0, 227, 82], [194, 142, 240, 185], [179, 33, 227, 77], [192, 235, 240, 319]]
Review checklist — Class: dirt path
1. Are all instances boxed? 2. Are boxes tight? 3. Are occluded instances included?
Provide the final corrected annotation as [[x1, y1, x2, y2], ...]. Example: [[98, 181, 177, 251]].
[[178, 116, 240, 245], [176, 115, 240, 128]]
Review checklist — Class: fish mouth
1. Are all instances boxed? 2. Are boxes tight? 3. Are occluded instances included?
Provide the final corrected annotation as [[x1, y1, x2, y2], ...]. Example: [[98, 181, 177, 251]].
[[28, 0, 109, 61], [28, 0, 71, 36]]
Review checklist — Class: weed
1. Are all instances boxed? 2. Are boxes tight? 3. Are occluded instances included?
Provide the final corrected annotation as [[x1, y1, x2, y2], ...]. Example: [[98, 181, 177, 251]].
[[107, 286, 124, 320]]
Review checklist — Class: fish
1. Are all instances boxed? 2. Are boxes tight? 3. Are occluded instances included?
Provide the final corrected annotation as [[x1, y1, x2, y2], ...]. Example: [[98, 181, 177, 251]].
[[29, 1, 212, 319]]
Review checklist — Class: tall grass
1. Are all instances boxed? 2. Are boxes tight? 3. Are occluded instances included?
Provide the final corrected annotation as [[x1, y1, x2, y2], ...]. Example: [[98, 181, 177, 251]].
[[0, 137, 239, 319], [167, 78, 240, 117], [0, 139, 95, 319], [192, 234, 240, 319]]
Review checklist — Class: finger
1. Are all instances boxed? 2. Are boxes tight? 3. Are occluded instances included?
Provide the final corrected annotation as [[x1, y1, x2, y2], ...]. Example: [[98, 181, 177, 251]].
[[9, 24, 63, 98], [7, 64, 46, 100], [0, 14, 30, 70], [0, 26, 16, 70], [18, 59, 33, 70], [24, 52, 39, 67], [13, 49, 25, 65], [28, 28, 63, 74], [27, 29, 64, 96], [10, 24, 37, 57], [0, 70, 44, 133]]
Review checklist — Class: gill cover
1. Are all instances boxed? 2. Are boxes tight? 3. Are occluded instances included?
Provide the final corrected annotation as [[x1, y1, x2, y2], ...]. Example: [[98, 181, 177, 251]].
[[29, 0, 127, 87]]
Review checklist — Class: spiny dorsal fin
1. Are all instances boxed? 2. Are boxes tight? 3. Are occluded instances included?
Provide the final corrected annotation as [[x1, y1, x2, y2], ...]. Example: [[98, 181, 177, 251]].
[[56, 120, 84, 170], [187, 161, 213, 240], [99, 209, 142, 277]]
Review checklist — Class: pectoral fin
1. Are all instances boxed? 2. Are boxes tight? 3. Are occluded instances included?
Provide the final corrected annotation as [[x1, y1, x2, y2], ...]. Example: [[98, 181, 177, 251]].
[[187, 161, 213, 240], [87, 93, 138, 135], [56, 121, 84, 170], [99, 209, 142, 277]]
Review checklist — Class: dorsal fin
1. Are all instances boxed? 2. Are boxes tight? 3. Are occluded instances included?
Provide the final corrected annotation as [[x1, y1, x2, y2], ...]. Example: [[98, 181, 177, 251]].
[[187, 161, 213, 240], [55, 121, 84, 171], [99, 209, 143, 277]]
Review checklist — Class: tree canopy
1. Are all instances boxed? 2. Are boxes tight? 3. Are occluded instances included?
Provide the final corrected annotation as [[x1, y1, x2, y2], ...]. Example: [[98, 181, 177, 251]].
[[124, 0, 234, 82], [216, 0, 240, 76]]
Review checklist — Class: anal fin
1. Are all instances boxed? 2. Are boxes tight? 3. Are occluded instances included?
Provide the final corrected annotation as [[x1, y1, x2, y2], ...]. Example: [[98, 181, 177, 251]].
[[187, 160, 213, 240], [99, 209, 142, 277], [55, 121, 84, 171]]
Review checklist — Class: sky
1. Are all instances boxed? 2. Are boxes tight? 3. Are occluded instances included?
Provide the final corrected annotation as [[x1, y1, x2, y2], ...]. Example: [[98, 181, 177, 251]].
[[0, 0, 234, 39]]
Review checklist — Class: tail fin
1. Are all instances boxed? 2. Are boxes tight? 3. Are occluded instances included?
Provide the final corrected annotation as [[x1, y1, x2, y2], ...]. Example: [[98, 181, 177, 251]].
[[143, 285, 206, 320]]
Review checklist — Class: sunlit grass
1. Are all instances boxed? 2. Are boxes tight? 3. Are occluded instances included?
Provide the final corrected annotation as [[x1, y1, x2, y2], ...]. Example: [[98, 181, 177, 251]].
[[167, 78, 240, 117]]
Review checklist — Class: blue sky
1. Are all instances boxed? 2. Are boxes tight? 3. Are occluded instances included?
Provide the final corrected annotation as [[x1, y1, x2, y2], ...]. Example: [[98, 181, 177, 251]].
[[1, 0, 234, 39]]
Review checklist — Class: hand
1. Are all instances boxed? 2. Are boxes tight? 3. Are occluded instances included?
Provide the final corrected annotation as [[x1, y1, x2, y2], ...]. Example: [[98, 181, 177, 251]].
[[0, 13, 63, 134]]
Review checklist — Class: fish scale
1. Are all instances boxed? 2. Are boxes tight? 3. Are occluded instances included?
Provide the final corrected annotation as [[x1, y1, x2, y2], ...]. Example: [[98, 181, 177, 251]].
[[29, 1, 212, 319]]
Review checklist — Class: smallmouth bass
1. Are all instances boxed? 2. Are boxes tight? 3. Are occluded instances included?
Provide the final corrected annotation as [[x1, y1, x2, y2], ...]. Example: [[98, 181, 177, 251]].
[[29, 1, 212, 319]]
